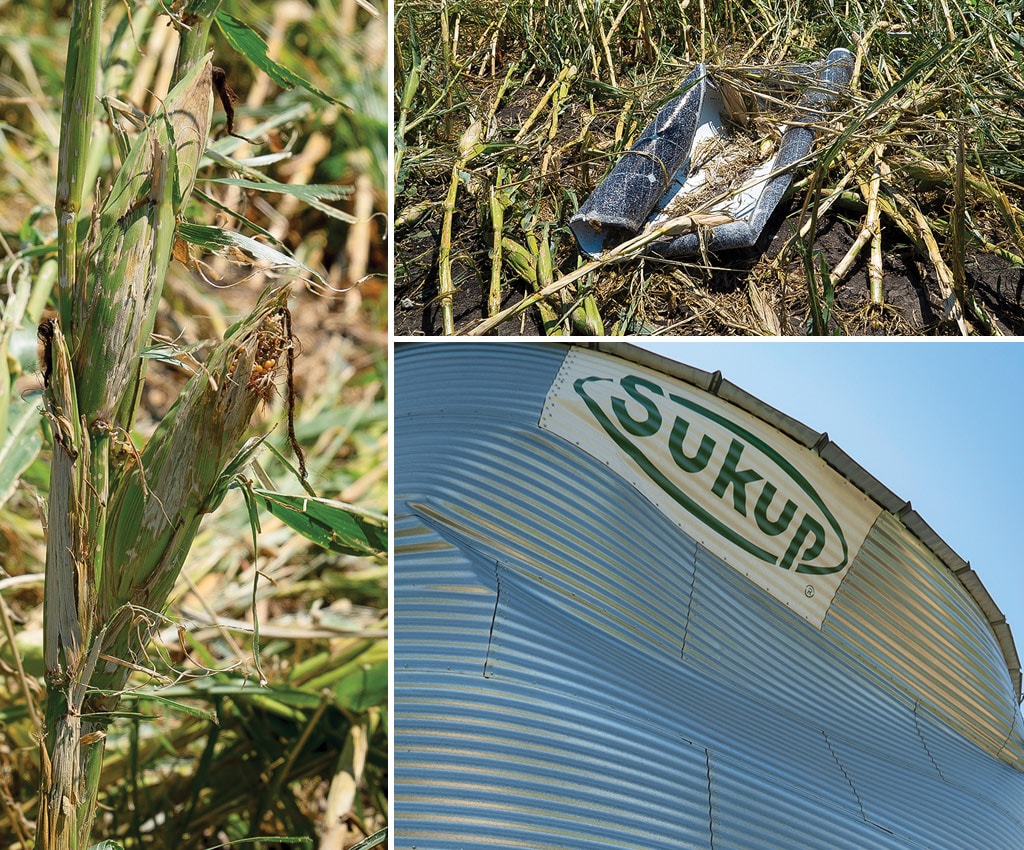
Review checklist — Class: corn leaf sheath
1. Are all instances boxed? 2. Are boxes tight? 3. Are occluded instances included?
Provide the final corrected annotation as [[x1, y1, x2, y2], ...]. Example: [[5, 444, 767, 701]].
[[93, 287, 294, 705], [41, 58, 213, 850], [70, 59, 212, 432]]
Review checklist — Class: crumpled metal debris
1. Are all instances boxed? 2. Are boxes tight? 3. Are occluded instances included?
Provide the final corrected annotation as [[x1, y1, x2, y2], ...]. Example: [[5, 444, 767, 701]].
[[570, 48, 854, 259]]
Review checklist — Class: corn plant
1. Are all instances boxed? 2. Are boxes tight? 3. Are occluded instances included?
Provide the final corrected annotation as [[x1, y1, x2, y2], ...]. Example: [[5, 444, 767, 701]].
[[21, 0, 389, 847]]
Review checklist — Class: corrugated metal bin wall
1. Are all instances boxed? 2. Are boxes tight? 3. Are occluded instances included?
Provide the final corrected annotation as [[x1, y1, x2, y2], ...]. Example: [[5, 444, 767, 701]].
[[395, 342, 1024, 849]]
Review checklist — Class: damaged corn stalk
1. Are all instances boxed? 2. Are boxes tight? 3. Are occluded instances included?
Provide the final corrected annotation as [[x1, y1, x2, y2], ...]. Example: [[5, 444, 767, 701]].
[[87, 286, 294, 705], [38, 40, 283, 848], [67, 60, 210, 433]]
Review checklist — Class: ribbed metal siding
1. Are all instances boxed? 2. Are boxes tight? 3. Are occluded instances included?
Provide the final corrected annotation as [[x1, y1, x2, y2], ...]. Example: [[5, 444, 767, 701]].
[[396, 679, 715, 849], [397, 505, 994, 850], [831, 733, 1024, 848], [469, 498, 1022, 840], [395, 342, 1024, 849], [393, 512, 494, 678], [825, 510, 1024, 769], [395, 511, 715, 849], [708, 755, 912, 850]]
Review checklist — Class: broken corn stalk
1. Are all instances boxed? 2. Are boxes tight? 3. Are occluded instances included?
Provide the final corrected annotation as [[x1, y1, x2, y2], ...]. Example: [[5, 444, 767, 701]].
[[40, 50, 235, 850]]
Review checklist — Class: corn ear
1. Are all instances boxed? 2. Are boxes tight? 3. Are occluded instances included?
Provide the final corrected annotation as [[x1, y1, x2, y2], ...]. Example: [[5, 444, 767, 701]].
[[501, 237, 536, 283], [571, 293, 605, 335]]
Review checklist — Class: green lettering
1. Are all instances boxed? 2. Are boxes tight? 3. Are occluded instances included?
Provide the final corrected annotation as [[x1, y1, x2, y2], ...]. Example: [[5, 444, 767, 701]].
[[780, 514, 826, 571], [754, 482, 797, 536], [668, 416, 715, 473], [610, 376, 664, 437], [711, 439, 763, 516]]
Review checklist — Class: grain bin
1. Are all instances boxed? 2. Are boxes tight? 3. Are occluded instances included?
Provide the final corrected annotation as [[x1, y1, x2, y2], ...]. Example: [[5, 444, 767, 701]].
[[395, 342, 1024, 849]]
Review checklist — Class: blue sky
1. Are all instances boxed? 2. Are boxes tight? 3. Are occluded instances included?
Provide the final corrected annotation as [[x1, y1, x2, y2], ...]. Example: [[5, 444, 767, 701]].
[[634, 340, 1024, 653]]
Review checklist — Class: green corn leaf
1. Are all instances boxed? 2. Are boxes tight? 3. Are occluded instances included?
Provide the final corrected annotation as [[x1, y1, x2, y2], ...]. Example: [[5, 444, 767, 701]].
[[253, 487, 387, 556], [193, 188, 281, 243], [349, 829, 388, 850], [140, 338, 210, 367], [204, 103, 313, 161], [215, 12, 348, 108], [205, 436, 269, 512], [0, 394, 43, 509], [206, 177, 355, 224], [125, 691, 218, 722], [289, 644, 377, 683], [207, 178, 350, 203], [302, 641, 386, 710], [331, 654, 386, 711], [204, 103, 313, 159], [153, 680, 318, 720]]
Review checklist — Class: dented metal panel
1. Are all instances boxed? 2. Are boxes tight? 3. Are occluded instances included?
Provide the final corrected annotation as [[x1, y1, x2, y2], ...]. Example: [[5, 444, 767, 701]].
[[395, 341, 1024, 849]]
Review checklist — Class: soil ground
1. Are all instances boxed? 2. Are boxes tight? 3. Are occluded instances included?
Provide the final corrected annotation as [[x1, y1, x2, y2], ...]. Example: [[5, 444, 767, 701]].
[[394, 182, 1024, 336]]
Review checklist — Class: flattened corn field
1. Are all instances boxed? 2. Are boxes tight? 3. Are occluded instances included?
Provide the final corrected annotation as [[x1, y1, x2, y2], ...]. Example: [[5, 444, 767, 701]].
[[395, 0, 1024, 336]]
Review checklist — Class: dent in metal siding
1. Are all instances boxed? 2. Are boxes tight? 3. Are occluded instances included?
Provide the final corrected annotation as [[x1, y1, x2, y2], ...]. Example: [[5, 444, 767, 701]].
[[400, 421, 702, 664], [708, 753, 917, 850], [475, 544, 849, 810], [396, 511, 854, 848], [825, 510, 1023, 770], [832, 733, 1024, 848], [395, 342, 1024, 849]]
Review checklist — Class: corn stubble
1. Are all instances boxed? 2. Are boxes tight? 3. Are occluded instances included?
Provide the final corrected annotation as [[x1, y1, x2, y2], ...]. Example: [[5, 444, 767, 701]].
[[40, 46, 295, 850]]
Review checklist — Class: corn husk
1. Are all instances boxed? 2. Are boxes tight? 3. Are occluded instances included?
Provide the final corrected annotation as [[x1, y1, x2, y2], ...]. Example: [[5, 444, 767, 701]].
[[91, 287, 293, 705]]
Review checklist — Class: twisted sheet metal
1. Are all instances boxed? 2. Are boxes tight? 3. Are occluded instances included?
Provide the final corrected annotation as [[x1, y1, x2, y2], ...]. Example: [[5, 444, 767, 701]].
[[395, 342, 1024, 849]]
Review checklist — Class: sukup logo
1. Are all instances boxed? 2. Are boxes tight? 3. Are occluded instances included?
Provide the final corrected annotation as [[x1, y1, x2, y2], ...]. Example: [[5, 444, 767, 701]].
[[574, 373, 850, 576]]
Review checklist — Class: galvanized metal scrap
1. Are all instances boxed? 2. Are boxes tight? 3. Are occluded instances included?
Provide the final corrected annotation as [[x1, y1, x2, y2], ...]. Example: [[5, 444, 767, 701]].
[[570, 48, 854, 259]]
